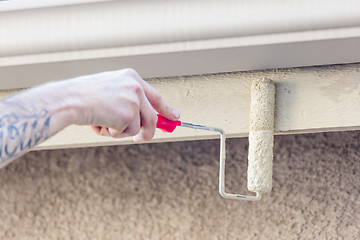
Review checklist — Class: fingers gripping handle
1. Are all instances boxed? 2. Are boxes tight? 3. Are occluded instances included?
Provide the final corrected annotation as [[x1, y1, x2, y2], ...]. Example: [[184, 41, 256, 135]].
[[156, 114, 181, 133]]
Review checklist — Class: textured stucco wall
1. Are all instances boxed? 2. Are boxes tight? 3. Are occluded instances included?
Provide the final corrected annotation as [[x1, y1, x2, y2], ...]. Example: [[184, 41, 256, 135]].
[[0, 131, 359, 239]]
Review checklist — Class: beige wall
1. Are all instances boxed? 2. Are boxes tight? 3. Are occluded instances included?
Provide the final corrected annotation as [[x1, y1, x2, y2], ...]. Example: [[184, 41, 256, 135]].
[[0, 131, 359, 239]]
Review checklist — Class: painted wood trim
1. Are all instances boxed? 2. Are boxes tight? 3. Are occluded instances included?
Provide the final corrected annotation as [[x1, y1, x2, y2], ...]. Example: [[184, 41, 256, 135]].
[[1, 0, 360, 90], [1, 64, 360, 150]]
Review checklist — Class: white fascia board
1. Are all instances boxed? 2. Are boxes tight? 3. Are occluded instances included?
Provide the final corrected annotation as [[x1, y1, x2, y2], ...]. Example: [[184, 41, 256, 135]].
[[2, 63, 360, 150], [1, 0, 360, 89]]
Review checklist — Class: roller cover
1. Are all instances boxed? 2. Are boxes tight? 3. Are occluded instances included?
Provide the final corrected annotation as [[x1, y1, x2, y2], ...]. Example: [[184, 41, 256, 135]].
[[247, 78, 275, 193]]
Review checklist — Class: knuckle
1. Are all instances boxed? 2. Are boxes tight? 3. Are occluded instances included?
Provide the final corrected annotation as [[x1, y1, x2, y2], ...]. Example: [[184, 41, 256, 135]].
[[125, 81, 143, 95], [121, 111, 136, 125], [142, 122, 156, 141], [123, 68, 138, 78], [127, 127, 140, 137], [140, 132, 153, 141], [151, 93, 162, 107], [132, 82, 143, 94], [128, 98, 141, 111], [123, 122, 141, 136]]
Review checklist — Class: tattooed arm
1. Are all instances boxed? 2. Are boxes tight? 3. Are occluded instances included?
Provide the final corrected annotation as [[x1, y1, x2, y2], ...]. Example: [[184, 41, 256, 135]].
[[0, 85, 75, 168], [0, 69, 180, 168]]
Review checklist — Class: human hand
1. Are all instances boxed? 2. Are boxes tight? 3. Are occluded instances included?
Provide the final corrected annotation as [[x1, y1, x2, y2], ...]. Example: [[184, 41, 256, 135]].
[[66, 69, 180, 142]]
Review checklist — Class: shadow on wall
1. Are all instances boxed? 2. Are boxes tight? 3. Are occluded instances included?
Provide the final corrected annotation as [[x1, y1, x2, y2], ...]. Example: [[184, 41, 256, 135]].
[[0, 131, 359, 239]]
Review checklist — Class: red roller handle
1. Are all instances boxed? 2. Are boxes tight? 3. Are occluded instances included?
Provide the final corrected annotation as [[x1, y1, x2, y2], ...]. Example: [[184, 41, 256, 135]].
[[156, 114, 181, 133]]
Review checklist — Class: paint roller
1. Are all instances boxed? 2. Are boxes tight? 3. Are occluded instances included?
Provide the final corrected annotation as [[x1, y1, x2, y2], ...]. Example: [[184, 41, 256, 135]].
[[247, 78, 275, 194], [157, 78, 275, 201]]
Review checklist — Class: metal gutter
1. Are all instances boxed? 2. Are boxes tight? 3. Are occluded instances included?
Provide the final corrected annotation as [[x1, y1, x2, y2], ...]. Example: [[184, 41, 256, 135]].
[[1, 0, 360, 89]]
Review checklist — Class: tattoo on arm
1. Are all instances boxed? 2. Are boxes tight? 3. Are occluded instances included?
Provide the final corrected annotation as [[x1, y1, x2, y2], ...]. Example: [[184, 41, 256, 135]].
[[0, 110, 51, 166]]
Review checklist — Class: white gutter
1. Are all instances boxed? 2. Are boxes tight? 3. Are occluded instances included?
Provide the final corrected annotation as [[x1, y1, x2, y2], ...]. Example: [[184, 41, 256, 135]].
[[1, 0, 360, 89], [0, 0, 109, 11]]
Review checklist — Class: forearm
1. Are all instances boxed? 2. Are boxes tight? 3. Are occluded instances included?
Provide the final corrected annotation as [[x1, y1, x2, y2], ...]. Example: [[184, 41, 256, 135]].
[[0, 69, 180, 169], [0, 81, 75, 168]]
